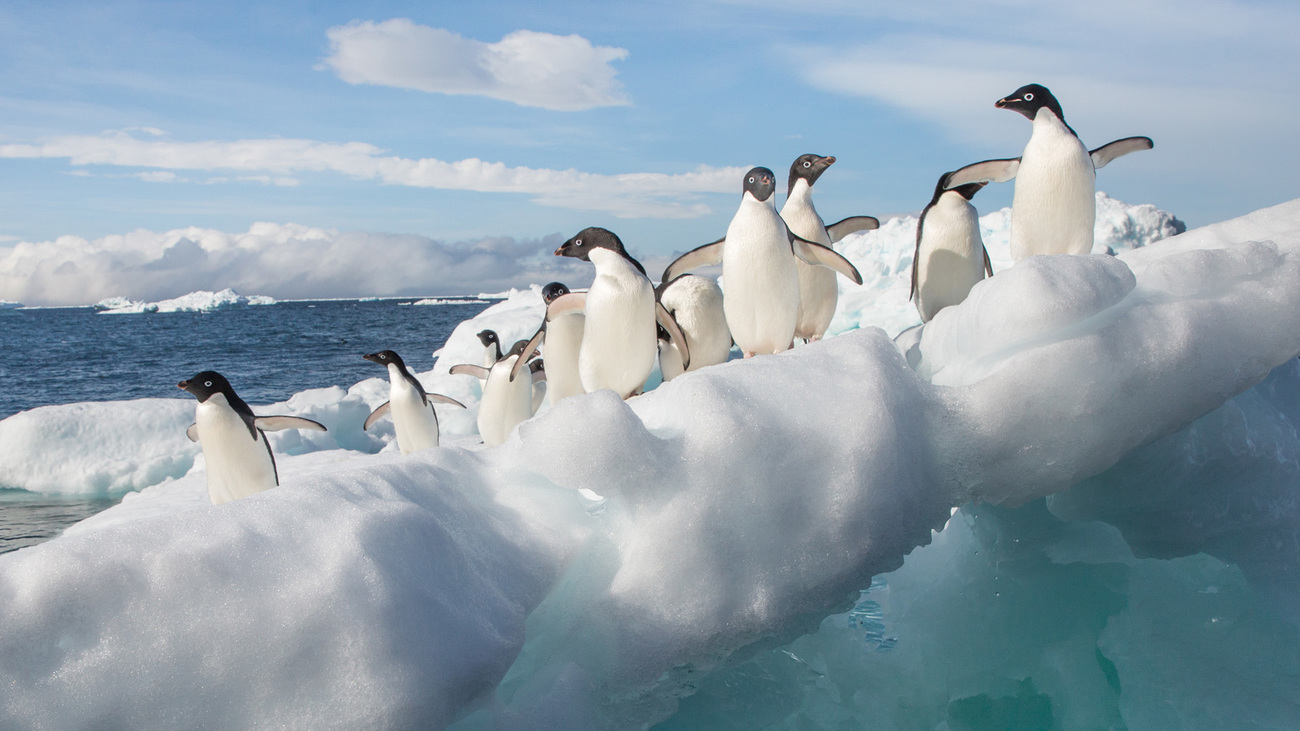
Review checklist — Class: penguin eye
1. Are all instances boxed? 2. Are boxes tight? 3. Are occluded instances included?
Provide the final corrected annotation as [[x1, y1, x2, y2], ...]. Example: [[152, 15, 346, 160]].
[[802, 161, 811, 168], [1023, 92, 1034, 101], [748, 177, 755, 183], [204, 381, 212, 387], [380, 354, 387, 359], [574, 239, 583, 247]]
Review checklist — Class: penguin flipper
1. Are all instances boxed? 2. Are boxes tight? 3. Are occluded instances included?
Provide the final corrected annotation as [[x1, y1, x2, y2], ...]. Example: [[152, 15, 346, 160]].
[[1090, 136, 1153, 170], [450, 364, 491, 380], [428, 394, 466, 409], [546, 292, 587, 321], [945, 158, 1020, 188], [186, 423, 200, 443], [983, 247, 994, 278], [662, 238, 725, 283], [509, 326, 547, 383], [363, 402, 391, 431], [790, 232, 863, 285], [254, 415, 328, 432], [656, 302, 691, 370], [826, 216, 880, 242]]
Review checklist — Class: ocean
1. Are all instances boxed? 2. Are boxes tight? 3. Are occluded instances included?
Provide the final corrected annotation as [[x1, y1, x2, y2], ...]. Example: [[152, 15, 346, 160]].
[[0, 298, 491, 553]]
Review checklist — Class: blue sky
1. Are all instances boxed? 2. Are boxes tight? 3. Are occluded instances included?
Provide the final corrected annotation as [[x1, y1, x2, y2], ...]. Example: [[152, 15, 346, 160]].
[[2, 0, 1298, 304]]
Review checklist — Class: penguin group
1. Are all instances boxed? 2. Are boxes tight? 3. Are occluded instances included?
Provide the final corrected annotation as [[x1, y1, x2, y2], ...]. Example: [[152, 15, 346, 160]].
[[177, 83, 1151, 505]]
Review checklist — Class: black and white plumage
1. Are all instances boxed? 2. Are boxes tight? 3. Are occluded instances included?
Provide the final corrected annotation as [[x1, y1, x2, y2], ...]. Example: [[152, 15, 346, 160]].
[[513, 282, 586, 407], [911, 173, 992, 323], [362, 350, 464, 454], [655, 274, 732, 381], [945, 84, 1152, 261], [662, 167, 863, 357], [451, 339, 543, 447], [179, 371, 326, 505]]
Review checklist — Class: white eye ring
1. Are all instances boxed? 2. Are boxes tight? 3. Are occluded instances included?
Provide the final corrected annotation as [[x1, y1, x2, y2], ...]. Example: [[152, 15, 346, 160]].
[[380, 354, 386, 359], [204, 381, 212, 387], [575, 239, 583, 246], [803, 161, 811, 168], [1023, 92, 1034, 101], [748, 177, 755, 183]]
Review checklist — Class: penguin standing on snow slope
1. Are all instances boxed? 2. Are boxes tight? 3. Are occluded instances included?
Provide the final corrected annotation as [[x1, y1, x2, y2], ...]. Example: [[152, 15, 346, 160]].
[[780, 154, 879, 342], [451, 339, 544, 447], [362, 350, 465, 454], [655, 274, 732, 382], [912, 172, 992, 323], [945, 83, 1152, 261], [514, 282, 586, 407], [179, 371, 327, 505], [663, 166, 863, 357], [542, 227, 690, 399]]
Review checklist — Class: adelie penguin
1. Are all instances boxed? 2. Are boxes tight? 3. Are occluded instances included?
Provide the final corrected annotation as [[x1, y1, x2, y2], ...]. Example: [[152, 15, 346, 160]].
[[779, 154, 879, 342], [663, 166, 863, 357], [451, 339, 544, 446], [545, 227, 690, 399], [179, 371, 327, 505], [362, 350, 465, 454], [656, 274, 732, 381], [912, 172, 992, 323], [514, 282, 586, 407], [945, 83, 1152, 261]]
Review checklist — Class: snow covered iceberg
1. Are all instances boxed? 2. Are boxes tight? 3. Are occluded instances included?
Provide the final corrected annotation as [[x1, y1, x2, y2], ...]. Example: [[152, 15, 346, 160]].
[[94, 288, 275, 314], [1, 199, 1299, 728]]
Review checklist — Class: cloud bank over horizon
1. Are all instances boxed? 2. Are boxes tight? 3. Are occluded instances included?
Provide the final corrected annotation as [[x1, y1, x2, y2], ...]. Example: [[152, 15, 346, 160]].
[[0, 223, 597, 307], [323, 20, 630, 111]]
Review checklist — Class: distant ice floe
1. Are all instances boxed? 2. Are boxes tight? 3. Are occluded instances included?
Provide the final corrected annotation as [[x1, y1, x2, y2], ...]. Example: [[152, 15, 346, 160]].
[[403, 297, 491, 306], [93, 288, 277, 314], [0, 300, 21, 310]]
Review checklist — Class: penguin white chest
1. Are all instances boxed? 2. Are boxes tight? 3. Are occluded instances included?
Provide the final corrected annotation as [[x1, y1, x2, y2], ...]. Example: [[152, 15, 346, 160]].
[[1011, 111, 1096, 260], [194, 394, 277, 504], [781, 180, 838, 341], [478, 356, 535, 447], [387, 364, 440, 454], [579, 249, 656, 397], [544, 312, 585, 405], [659, 275, 731, 378], [724, 196, 799, 355], [915, 192, 986, 322]]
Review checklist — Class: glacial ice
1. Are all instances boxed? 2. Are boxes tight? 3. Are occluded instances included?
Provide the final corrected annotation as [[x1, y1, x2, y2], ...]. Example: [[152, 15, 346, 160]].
[[94, 288, 276, 314], [1, 195, 1299, 728]]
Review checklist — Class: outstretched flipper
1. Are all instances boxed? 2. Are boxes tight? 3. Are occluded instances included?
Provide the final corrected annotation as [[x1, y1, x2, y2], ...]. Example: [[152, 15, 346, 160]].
[[546, 292, 587, 319], [254, 415, 328, 432], [363, 402, 391, 431], [944, 158, 1021, 189], [186, 423, 200, 443], [661, 238, 725, 284], [428, 394, 465, 409], [790, 232, 863, 285], [450, 364, 491, 379], [1090, 136, 1153, 170], [509, 327, 547, 383], [826, 216, 880, 243], [656, 302, 691, 370], [983, 247, 994, 278]]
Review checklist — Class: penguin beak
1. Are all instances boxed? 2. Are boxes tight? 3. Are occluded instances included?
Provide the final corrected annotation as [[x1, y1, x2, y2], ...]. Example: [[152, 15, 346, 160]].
[[554, 244, 565, 256], [177, 380, 189, 390], [821, 156, 836, 167], [995, 97, 1016, 108]]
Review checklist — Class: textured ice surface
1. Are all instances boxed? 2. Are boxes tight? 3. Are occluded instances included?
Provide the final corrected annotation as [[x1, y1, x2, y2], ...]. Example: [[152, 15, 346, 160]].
[[94, 288, 275, 313]]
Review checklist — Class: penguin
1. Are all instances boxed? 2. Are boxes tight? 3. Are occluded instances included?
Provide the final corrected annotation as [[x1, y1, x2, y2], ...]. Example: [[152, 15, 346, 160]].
[[912, 172, 992, 323], [780, 154, 880, 342], [450, 339, 544, 446], [662, 167, 863, 357], [655, 274, 732, 381], [178, 371, 327, 505], [477, 329, 502, 383], [945, 84, 1152, 261], [513, 282, 586, 407], [543, 227, 690, 399], [362, 350, 465, 454]]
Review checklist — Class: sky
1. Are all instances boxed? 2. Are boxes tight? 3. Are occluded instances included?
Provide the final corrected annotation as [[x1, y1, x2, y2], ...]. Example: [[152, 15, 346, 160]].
[[1, 0, 1297, 305]]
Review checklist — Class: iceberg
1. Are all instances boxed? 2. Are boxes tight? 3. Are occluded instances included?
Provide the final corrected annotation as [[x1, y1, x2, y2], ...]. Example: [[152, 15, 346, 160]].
[[94, 288, 276, 314], [1, 196, 1298, 728], [0, 300, 21, 310], [404, 297, 491, 306]]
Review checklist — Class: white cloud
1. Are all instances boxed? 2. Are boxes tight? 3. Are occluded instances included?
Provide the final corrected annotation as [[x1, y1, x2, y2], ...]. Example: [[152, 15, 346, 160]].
[[0, 130, 744, 219], [0, 223, 597, 307], [323, 19, 630, 111]]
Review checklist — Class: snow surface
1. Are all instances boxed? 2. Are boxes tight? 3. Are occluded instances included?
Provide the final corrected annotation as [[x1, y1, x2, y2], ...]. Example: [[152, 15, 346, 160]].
[[4, 195, 1300, 728], [94, 288, 276, 314]]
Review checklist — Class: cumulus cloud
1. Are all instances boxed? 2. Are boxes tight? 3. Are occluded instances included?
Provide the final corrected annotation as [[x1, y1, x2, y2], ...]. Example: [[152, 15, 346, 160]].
[[0, 131, 741, 219], [0, 223, 597, 307], [323, 19, 630, 111]]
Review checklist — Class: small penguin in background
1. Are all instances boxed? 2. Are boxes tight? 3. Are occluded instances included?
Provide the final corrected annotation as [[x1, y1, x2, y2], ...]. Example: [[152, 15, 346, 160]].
[[362, 350, 465, 454], [945, 83, 1152, 261], [656, 274, 732, 381], [476, 329, 502, 383], [548, 227, 690, 399], [780, 154, 880, 342], [179, 371, 327, 505], [662, 167, 863, 357], [912, 172, 992, 323], [515, 282, 586, 407], [451, 339, 543, 446]]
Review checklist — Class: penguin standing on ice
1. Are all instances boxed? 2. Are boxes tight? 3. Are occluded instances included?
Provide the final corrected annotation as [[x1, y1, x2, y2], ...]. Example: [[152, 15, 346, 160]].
[[362, 350, 465, 454], [547, 227, 689, 399], [779, 154, 879, 342], [178, 371, 327, 505], [655, 274, 732, 381], [663, 167, 863, 357], [451, 339, 543, 446], [514, 282, 586, 407], [912, 173, 992, 323], [945, 84, 1152, 261]]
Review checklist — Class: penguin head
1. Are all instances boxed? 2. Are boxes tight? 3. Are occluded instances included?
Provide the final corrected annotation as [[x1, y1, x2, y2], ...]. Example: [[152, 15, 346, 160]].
[[556, 227, 649, 276], [506, 339, 532, 360], [178, 370, 235, 403], [477, 329, 500, 348], [742, 167, 777, 203], [541, 282, 571, 304], [995, 84, 1063, 122], [788, 154, 835, 194], [363, 350, 406, 369], [656, 322, 672, 343]]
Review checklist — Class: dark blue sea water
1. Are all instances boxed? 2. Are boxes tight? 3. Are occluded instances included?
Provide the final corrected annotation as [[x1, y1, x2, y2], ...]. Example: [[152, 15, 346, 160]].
[[0, 298, 491, 552]]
